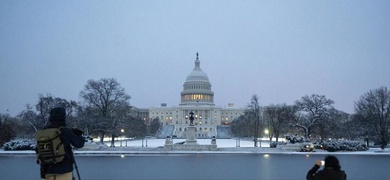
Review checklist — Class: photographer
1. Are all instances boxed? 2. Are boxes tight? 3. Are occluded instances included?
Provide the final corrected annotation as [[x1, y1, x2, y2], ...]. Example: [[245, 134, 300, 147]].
[[306, 155, 347, 180], [40, 107, 85, 180]]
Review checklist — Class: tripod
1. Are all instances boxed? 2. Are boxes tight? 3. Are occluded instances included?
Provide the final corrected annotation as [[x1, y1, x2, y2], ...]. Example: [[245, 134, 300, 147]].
[[71, 150, 81, 180]]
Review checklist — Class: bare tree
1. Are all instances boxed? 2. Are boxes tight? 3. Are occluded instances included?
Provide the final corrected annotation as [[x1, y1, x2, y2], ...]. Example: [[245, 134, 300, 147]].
[[316, 108, 350, 140], [79, 78, 131, 145], [18, 104, 39, 132], [231, 112, 254, 138], [16, 104, 40, 138], [247, 94, 262, 147], [35, 94, 79, 129], [264, 105, 277, 141], [264, 104, 291, 142], [293, 94, 334, 140], [355, 86, 390, 149]]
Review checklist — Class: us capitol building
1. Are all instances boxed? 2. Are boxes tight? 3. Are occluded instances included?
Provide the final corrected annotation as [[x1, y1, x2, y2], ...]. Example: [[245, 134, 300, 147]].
[[135, 53, 245, 138]]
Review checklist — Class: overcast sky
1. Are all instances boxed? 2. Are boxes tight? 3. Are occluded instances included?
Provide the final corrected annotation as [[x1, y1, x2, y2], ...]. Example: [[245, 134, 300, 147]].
[[1, 0, 389, 116]]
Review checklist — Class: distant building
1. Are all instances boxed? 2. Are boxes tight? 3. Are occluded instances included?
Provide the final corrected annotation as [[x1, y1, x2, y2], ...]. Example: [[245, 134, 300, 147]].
[[136, 53, 245, 138]]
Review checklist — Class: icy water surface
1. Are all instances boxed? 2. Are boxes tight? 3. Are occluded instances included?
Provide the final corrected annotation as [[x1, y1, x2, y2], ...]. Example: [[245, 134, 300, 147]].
[[1, 153, 389, 180]]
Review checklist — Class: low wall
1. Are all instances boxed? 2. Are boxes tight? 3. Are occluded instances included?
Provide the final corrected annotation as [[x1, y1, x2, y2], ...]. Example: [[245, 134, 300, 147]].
[[279, 143, 302, 151], [164, 144, 217, 151]]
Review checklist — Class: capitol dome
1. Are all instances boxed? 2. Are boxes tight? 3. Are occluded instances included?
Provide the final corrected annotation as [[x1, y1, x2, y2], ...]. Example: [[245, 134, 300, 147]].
[[185, 60, 209, 82], [180, 53, 214, 106]]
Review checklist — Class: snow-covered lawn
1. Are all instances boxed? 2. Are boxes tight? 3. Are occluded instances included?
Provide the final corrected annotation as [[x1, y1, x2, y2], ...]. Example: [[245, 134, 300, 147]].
[[109, 138, 266, 148], [1, 138, 389, 155]]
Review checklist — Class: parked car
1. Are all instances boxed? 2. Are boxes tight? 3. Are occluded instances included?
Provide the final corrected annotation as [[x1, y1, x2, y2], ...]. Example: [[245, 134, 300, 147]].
[[300, 143, 315, 152]]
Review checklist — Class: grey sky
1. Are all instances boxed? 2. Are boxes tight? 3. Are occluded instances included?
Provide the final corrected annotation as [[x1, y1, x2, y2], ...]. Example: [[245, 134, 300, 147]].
[[1, 0, 389, 116]]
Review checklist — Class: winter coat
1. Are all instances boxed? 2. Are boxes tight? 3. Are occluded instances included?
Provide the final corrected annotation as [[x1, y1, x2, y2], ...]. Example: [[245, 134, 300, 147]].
[[306, 164, 347, 180]]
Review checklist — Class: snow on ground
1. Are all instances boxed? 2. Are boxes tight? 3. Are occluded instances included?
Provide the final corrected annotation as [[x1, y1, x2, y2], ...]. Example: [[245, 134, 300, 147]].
[[110, 138, 265, 148], [1, 138, 389, 155]]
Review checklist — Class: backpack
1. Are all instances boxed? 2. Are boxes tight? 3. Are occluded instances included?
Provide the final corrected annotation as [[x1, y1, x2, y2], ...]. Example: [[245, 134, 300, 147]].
[[35, 127, 65, 165]]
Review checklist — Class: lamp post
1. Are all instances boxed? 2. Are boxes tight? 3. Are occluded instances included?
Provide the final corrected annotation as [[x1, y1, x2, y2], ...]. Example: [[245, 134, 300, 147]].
[[120, 129, 125, 147]]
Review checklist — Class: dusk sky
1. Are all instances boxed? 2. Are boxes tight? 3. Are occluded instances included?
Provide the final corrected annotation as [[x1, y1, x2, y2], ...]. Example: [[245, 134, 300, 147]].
[[1, 1, 389, 116]]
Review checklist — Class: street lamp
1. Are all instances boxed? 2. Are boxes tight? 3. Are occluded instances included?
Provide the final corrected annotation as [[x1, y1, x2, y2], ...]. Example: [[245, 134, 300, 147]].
[[120, 129, 125, 147]]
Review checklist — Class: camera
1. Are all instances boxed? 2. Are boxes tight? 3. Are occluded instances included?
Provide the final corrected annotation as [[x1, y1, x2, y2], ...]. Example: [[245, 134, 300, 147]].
[[321, 160, 325, 166]]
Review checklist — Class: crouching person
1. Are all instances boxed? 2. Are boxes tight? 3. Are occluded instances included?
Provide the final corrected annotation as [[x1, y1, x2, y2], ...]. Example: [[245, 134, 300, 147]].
[[36, 107, 85, 180]]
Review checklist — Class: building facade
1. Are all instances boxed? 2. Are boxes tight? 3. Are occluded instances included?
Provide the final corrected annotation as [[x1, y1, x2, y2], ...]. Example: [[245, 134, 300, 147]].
[[147, 54, 245, 138]]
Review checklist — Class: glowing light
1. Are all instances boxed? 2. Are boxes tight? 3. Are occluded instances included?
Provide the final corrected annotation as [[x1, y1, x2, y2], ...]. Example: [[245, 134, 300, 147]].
[[121, 154, 125, 158], [264, 154, 270, 158], [264, 129, 269, 135], [306, 155, 310, 158]]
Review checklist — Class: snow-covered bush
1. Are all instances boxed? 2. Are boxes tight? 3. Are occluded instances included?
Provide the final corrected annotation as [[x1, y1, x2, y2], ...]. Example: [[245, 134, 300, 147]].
[[285, 135, 307, 144], [2, 139, 36, 150], [321, 140, 368, 152]]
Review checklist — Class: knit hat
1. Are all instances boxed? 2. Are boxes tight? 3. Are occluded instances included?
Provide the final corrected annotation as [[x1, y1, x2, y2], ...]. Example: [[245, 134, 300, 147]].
[[49, 107, 66, 122]]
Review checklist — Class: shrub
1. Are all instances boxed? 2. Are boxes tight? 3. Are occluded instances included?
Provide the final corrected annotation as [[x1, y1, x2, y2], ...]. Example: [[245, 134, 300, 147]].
[[321, 140, 368, 152], [285, 135, 307, 144], [2, 139, 36, 150]]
